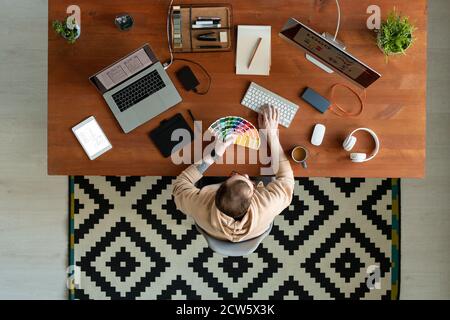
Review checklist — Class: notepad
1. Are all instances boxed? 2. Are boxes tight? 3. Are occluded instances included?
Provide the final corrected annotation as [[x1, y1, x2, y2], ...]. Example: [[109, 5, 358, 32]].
[[236, 25, 271, 76]]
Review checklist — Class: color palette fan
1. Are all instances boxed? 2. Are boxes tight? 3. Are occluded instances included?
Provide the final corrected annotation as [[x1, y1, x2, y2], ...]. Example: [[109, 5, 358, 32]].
[[208, 116, 260, 150]]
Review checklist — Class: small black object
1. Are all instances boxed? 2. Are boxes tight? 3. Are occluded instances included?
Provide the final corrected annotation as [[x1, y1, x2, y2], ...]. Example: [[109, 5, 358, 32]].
[[197, 32, 218, 41], [176, 66, 200, 92], [149, 113, 194, 158], [301, 87, 331, 113], [115, 13, 134, 31]]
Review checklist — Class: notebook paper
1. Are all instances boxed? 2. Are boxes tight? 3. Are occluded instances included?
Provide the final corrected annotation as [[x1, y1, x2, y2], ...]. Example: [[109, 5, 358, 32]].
[[236, 25, 271, 76]]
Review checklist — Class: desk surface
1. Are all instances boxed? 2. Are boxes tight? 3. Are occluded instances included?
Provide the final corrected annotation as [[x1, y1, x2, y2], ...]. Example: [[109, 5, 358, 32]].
[[48, 0, 427, 178]]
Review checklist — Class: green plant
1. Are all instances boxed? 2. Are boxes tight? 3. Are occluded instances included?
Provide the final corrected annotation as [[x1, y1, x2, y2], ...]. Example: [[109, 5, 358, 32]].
[[52, 16, 79, 44], [378, 9, 415, 56]]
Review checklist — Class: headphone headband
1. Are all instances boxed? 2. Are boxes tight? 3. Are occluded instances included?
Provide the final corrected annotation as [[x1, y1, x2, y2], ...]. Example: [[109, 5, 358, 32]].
[[347, 128, 380, 162]]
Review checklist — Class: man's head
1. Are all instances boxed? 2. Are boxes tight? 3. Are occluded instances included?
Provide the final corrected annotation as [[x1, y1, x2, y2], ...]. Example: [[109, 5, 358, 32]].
[[215, 172, 255, 219]]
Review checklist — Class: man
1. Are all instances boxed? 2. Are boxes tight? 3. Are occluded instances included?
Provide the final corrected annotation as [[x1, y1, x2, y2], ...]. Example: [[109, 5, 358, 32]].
[[173, 105, 294, 242]]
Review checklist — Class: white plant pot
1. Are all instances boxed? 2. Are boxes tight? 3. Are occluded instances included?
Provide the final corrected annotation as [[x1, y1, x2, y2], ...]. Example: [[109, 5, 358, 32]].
[[377, 31, 412, 56], [62, 25, 81, 41]]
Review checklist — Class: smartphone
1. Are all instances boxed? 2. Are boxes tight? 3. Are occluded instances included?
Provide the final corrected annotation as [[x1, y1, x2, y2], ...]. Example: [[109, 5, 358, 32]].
[[301, 87, 331, 113]]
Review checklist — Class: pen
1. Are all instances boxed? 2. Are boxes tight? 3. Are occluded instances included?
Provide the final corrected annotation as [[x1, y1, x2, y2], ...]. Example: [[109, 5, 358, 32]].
[[197, 45, 222, 49], [247, 37, 263, 69], [197, 16, 221, 20], [197, 32, 218, 41], [198, 32, 216, 36], [187, 109, 202, 133]]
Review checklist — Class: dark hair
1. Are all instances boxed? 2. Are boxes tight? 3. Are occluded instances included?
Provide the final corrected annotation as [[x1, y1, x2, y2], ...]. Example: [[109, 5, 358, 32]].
[[215, 180, 252, 219]]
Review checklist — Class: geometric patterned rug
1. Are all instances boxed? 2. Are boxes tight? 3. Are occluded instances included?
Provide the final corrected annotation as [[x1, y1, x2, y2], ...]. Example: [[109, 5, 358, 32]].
[[69, 177, 400, 300]]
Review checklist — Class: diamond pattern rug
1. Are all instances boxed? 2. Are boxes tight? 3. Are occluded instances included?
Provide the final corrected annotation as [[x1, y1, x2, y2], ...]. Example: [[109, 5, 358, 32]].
[[69, 177, 400, 300]]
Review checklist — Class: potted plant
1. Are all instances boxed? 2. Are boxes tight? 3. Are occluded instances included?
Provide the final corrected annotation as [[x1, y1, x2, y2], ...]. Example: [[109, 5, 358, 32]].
[[377, 9, 415, 57], [52, 15, 80, 44]]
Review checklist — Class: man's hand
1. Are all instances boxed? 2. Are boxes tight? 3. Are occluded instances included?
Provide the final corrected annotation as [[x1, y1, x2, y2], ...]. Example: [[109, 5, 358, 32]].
[[196, 135, 236, 174], [214, 134, 237, 157], [258, 104, 280, 143]]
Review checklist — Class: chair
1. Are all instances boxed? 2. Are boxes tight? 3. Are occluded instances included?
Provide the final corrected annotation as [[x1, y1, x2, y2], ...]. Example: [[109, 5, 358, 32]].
[[195, 223, 273, 257]]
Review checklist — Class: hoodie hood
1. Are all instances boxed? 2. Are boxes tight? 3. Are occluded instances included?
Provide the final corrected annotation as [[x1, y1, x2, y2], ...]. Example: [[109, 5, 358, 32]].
[[205, 195, 268, 242]]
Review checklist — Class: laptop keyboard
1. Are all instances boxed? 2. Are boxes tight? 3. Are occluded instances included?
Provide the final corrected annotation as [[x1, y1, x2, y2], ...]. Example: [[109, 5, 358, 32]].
[[112, 70, 166, 112]]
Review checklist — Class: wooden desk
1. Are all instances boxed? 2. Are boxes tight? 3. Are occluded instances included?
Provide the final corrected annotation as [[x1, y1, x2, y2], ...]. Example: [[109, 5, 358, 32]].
[[48, 0, 427, 178]]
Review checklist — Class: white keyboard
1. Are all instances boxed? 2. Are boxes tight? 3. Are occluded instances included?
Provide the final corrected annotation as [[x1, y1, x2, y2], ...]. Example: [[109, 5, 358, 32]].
[[241, 82, 299, 128]]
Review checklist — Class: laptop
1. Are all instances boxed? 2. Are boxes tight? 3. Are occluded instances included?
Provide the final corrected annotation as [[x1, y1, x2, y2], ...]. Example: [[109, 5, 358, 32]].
[[90, 44, 182, 133]]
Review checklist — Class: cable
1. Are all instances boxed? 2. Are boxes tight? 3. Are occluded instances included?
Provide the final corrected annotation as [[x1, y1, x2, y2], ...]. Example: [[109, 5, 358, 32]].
[[173, 58, 212, 95], [329, 83, 365, 117], [163, 0, 174, 69], [334, 0, 341, 41]]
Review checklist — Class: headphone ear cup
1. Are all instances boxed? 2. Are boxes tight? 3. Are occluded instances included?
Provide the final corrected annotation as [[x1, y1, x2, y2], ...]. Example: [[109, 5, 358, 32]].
[[350, 153, 367, 163], [343, 136, 357, 151]]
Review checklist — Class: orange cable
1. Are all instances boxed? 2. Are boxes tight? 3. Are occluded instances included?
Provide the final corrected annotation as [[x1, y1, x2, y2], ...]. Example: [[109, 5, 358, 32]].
[[329, 83, 365, 117]]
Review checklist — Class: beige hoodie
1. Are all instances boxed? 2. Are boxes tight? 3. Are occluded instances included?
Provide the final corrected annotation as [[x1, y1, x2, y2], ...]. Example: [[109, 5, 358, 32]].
[[172, 159, 295, 242]]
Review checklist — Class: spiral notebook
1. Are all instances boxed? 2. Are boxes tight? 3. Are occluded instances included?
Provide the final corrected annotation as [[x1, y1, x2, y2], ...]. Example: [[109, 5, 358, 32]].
[[236, 25, 271, 76]]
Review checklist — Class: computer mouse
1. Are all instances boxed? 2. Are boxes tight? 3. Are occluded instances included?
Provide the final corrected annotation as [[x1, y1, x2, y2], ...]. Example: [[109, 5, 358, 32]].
[[311, 124, 326, 146]]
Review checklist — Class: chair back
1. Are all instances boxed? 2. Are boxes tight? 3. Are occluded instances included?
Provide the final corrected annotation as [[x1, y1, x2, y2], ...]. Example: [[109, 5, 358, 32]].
[[195, 223, 273, 257]]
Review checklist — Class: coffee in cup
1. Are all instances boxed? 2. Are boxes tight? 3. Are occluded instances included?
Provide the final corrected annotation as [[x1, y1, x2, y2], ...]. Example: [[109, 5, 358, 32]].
[[291, 146, 309, 169]]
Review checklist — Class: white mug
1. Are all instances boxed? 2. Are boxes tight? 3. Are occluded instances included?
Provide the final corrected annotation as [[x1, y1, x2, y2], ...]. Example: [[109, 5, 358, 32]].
[[291, 146, 309, 169]]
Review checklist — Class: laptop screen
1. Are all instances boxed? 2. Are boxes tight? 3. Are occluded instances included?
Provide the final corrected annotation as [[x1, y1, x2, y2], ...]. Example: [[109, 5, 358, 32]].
[[90, 45, 158, 94]]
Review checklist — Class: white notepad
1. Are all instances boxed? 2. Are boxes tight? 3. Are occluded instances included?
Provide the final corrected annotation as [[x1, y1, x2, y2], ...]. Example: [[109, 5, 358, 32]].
[[236, 25, 271, 76]]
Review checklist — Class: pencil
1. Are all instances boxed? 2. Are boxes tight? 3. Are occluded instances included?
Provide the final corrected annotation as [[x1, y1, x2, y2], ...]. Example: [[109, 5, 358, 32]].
[[247, 37, 263, 69]]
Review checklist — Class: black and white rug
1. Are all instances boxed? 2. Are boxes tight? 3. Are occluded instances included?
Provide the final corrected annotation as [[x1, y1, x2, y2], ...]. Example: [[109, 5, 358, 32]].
[[69, 177, 400, 300]]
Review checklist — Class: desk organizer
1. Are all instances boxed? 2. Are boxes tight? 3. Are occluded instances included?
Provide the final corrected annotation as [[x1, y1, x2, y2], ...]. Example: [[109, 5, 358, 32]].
[[171, 3, 233, 53]]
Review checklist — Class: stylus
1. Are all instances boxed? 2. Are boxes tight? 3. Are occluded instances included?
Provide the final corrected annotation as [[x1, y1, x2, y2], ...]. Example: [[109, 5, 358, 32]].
[[188, 109, 201, 133]]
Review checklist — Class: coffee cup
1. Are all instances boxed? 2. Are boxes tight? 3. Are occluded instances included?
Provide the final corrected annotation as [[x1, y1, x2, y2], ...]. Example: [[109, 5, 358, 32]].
[[291, 146, 309, 169]]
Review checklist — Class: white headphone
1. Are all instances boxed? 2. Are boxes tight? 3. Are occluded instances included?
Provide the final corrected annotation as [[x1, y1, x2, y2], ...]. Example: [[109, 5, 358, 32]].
[[342, 128, 380, 163]]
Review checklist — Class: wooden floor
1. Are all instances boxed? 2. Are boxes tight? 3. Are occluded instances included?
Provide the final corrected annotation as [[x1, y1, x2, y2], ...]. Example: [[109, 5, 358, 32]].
[[0, 0, 448, 299]]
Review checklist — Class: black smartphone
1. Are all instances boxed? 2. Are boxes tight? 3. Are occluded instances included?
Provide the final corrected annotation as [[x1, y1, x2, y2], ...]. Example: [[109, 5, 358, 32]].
[[301, 87, 331, 113]]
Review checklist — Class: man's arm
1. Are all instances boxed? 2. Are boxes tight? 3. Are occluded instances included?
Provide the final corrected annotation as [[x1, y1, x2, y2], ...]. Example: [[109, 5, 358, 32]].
[[194, 149, 218, 175], [266, 132, 295, 205], [257, 106, 295, 216], [172, 152, 218, 218], [172, 136, 235, 217]]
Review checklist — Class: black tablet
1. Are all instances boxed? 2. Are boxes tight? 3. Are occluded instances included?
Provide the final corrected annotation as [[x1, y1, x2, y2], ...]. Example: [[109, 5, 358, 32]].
[[149, 113, 194, 158]]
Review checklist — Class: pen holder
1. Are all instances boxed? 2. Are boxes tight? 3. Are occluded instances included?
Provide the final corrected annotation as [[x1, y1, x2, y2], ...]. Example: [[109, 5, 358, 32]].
[[170, 4, 233, 53]]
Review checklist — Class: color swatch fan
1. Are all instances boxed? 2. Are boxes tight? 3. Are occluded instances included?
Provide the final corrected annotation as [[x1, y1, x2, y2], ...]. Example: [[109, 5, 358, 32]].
[[208, 116, 260, 150]]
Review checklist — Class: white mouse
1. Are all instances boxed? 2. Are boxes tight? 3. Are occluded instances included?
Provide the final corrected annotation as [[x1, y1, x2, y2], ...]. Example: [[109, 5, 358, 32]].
[[311, 124, 326, 146]]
